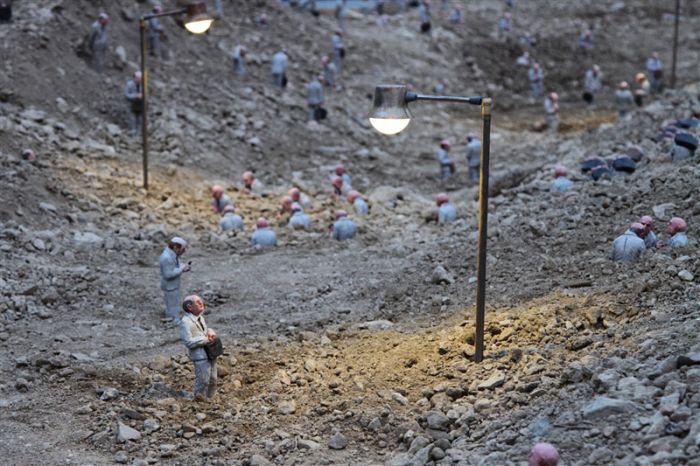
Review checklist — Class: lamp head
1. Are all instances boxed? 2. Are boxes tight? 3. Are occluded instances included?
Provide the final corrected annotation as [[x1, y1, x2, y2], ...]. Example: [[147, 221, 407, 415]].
[[369, 85, 413, 135], [184, 2, 214, 34]]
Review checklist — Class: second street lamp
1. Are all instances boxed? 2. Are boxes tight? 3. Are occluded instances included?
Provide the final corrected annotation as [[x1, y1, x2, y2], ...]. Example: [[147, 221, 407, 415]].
[[139, 2, 214, 190], [369, 84, 492, 363]]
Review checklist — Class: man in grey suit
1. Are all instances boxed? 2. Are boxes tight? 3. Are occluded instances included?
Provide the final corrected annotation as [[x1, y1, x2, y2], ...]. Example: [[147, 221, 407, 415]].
[[180, 295, 218, 401], [159, 237, 191, 321]]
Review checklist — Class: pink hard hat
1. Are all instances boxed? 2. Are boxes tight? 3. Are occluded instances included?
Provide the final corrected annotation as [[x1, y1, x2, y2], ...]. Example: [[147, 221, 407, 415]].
[[256, 217, 269, 228], [134, 71, 142, 81], [549, 92, 559, 101], [243, 171, 254, 181], [335, 209, 348, 219], [281, 195, 292, 207], [331, 176, 343, 188], [440, 139, 451, 149], [554, 165, 568, 177], [335, 163, 345, 176], [322, 55, 330, 65], [347, 190, 360, 203], [593, 64, 600, 72], [436, 193, 449, 206], [22, 149, 36, 161], [288, 187, 300, 200], [619, 81, 629, 89], [98, 13, 109, 23], [635, 72, 646, 82], [528, 442, 560, 466], [223, 204, 235, 213], [668, 217, 687, 233], [630, 222, 645, 235], [640, 215, 653, 226], [212, 185, 224, 195]]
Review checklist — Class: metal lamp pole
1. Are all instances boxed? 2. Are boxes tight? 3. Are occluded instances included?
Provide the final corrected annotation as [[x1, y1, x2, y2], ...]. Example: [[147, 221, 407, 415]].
[[139, 4, 210, 190], [403, 92, 493, 363], [671, 0, 680, 89]]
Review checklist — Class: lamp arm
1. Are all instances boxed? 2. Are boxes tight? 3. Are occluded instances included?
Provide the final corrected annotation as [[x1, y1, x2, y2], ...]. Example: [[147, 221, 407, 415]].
[[408, 92, 483, 106], [142, 8, 187, 21]]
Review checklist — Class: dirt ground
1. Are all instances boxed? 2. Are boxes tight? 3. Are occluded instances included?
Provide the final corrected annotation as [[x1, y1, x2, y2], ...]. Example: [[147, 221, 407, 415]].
[[1, 1, 700, 465]]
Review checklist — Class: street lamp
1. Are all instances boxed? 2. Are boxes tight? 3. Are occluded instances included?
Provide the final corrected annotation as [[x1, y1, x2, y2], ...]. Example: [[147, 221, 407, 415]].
[[369, 84, 492, 363], [139, 2, 214, 190]]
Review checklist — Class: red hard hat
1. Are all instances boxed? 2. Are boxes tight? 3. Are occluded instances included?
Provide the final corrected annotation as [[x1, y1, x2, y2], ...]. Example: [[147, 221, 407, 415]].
[[335, 163, 345, 175], [288, 187, 300, 200], [528, 443, 560, 466], [554, 165, 568, 177], [436, 193, 449, 206], [668, 217, 687, 232], [256, 217, 269, 228], [22, 149, 36, 161], [640, 215, 653, 226], [347, 190, 360, 203], [440, 139, 451, 149], [335, 209, 348, 219], [331, 176, 343, 188], [630, 222, 645, 235]]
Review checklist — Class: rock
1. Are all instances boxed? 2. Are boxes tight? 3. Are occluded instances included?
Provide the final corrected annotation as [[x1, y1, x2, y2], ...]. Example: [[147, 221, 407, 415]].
[[114, 451, 128, 463], [431, 446, 446, 460], [304, 359, 317, 372], [121, 408, 145, 421], [117, 422, 141, 442], [392, 392, 409, 405], [39, 202, 57, 213], [582, 397, 639, 418], [99, 387, 120, 401], [20, 108, 47, 122], [31, 238, 46, 251], [278, 400, 296, 415], [106, 123, 122, 137], [298, 438, 321, 450], [249, 455, 272, 466], [143, 418, 160, 432], [677, 352, 700, 368], [659, 393, 680, 415], [652, 203, 676, 220], [56, 97, 69, 113], [367, 417, 382, 431], [678, 270, 694, 282], [431, 265, 455, 285], [159, 444, 176, 458], [73, 231, 103, 244], [328, 432, 348, 450], [15, 378, 29, 392], [115, 46, 127, 67], [478, 372, 506, 390], [425, 410, 450, 431], [357, 319, 394, 331]]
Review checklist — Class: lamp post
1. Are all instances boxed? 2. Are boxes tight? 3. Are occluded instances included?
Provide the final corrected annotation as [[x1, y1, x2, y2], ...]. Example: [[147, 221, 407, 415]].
[[670, 0, 680, 89], [139, 2, 214, 190], [369, 85, 492, 363]]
